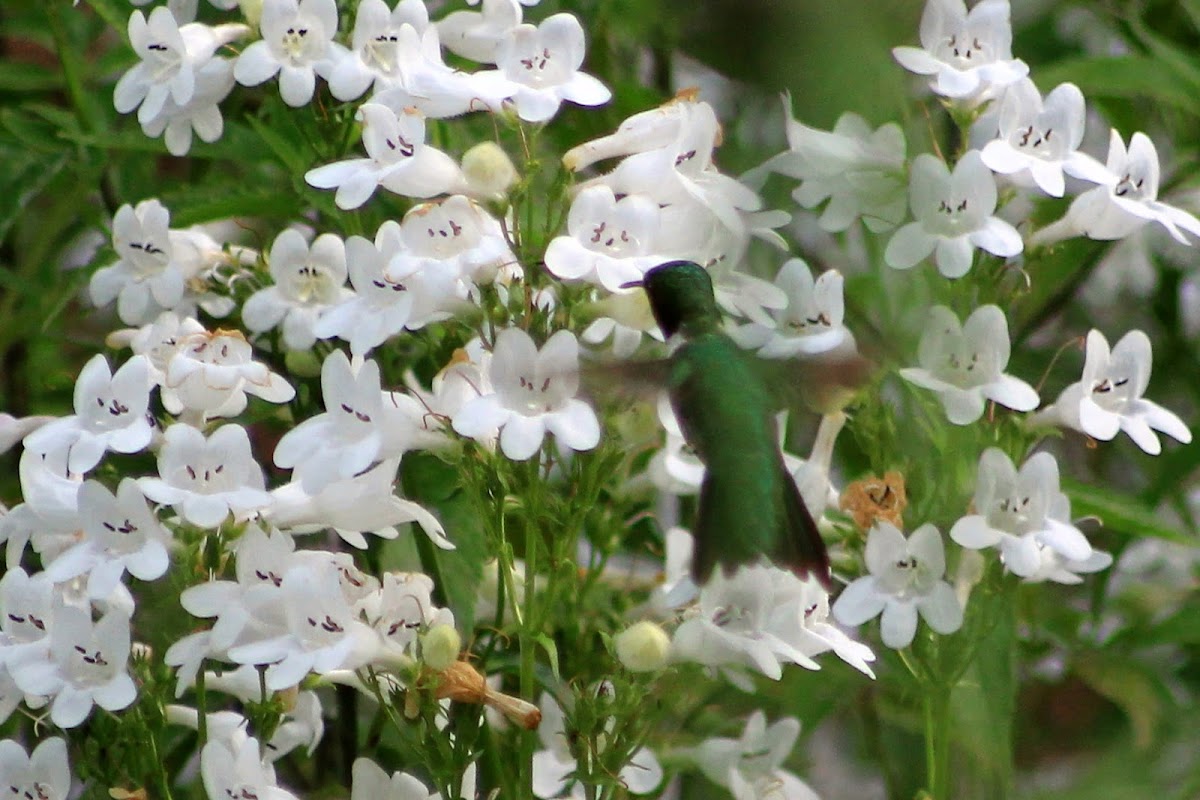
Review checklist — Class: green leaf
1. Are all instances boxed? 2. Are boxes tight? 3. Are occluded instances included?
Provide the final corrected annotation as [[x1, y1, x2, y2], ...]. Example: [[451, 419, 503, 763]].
[[1036, 56, 1200, 113], [1074, 653, 1169, 749], [0, 62, 63, 92], [1062, 477, 1193, 545], [534, 634, 561, 684]]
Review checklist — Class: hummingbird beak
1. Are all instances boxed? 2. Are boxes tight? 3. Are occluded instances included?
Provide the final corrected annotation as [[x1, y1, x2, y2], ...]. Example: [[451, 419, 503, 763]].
[[619, 279, 644, 290]]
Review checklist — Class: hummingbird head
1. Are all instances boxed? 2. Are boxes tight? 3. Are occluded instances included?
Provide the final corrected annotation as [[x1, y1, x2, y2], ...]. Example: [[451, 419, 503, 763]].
[[631, 260, 723, 339]]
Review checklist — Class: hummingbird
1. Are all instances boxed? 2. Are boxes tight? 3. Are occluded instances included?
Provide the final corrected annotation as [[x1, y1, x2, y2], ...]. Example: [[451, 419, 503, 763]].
[[633, 260, 843, 588]]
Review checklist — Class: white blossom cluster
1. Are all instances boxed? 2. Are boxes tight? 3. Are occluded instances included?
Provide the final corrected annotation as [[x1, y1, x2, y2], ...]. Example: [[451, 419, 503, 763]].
[[0, 0, 1194, 798]]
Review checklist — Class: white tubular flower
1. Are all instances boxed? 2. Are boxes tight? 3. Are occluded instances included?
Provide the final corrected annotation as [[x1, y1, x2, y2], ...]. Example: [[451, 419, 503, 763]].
[[1024, 547, 1113, 585], [885, 151, 1023, 278], [397, 194, 516, 286], [11, 605, 136, 729], [892, 0, 1028, 101], [1034, 329, 1191, 454], [18, 446, 83, 533], [646, 394, 704, 496], [783, 575, 877, 678], [832, 522, 963, 649], [139, 56, 237, 156], [532, 692, 663, 799], [544, 186, 664, 292], [243, 230, 351, 351], [164, 328, 295, 417], [765, 99, 907, 233], [438, 0, 523, 64], [90, 199, 185, 325], [452, 328, 601, 461], [483, 13, 611, 122], [671, 565, 821, 681], [201, 737, 300, 800], [1037, 131, 1200, 246], [979, 79, 1111, 197], [327, 0, 429, 101], [273, 352, 389, 491], [226, 561, 380, 691], [731, 260, 855, 359], [42, 478, 172, 600], [899, 305, 1038, 424], [690, 712, 819, 800], [113, 7, 248, 124], [138, 423, 272, 527], [312, 222, 454, 356], [0, 738, 71, 800], [950, 449, 1093, 577], [178, 524, 293, 654], [361, 572, 453, 658], [0, 568, 55, 667], [233, 0, 346, 107], [123, 312, 207, 387], [562, 90, 698, 171], [306, 104, 464, 210], [787, 411, 848, 521], [0, 414, 53, 456], [351, 757, 439, 800], [580, 289, 663, 358], [22, 354, 152, 474]]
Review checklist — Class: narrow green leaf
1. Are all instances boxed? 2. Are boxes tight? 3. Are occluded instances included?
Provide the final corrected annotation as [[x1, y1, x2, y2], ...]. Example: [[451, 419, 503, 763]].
[[534, 634, 561, 684], [1062, 477, 1193, 544], [0, 62, 63, 92], [1074, 653, 1168, 749], [1036, 56, 1199, 112]]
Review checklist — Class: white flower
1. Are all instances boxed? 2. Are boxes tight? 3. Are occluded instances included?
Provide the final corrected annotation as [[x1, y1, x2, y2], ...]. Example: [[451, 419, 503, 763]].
[[138, 423, 272, 527], [730, 260, 855, 358], [226, 561, 380, 691], [892, 0, 1028, 100], [1024, 547, 1113, 585], [787, 411, 847, 519], [396, 194, 516, 286], [312, 221, 456, 356], [89, 199, 185, 325], [671, 564, 821, 681], [0, 738, 71, 800], [689, 712, 819, 800], [351, 757, 438, 800], [765, 99, 907, 232], [11, 605, 136, 729], [480, 13, 610, 122], [233, 0, 346, 107], [950, 449, 1093, 576], [242, 230, 351, 351], [452, 328, 600, 460], [438, 0, 523, 64], [580, 289, 663, 358], [201, 737, 300, 800], [979, 79, 1111, 197], [42, 478, 172, 599], [833, 522, 963, 648], [1036, 130, 1200, 245], [544, 186, 664, 292], [120, 311, 207, 387], [532, 692, 662, 799], [305, 104, 464, 210], [1034, 329, 1191, 454], [164, 328, 295, 417], [885, 151, 1023, 278], [899, 304, 1038, 424], [0, 568, 55, 667], [0, 414, 53, 456], [140, 56, 238, 156], [327, 0, 429, 100], [23, 354, 153, 474], [272, 351, 443, 493], [113, 7, 247, 124]]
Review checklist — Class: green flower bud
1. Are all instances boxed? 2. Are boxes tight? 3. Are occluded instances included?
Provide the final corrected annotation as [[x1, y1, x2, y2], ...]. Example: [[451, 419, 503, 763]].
[[421, 624, 462, 672], [614, 620, 670, 673]]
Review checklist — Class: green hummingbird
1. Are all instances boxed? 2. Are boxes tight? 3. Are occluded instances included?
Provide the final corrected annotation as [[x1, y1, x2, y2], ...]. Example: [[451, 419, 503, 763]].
[[634, 260, 852, 588]]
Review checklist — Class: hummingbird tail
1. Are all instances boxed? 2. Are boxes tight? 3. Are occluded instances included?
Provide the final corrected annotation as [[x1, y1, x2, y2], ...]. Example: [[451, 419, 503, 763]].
[[778, 470, 833, 590]]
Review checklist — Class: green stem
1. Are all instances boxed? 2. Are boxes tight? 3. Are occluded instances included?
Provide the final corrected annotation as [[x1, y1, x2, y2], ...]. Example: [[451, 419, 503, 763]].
[[923, 684, 952, 800]]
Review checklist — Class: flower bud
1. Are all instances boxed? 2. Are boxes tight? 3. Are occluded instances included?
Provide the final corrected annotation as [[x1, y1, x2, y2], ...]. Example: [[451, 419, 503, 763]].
[[284, 349, 323, 378], [461, 142, 518, 202], [614, 620, 670, 673], [421, 624, 462, 672], [239, 0, 264, 28]]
